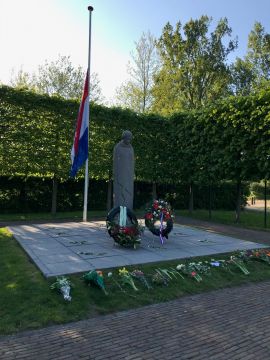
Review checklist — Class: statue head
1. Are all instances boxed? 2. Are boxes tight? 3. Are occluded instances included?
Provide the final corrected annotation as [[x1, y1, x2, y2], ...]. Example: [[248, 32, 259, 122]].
[[121, 130, 132, 145]]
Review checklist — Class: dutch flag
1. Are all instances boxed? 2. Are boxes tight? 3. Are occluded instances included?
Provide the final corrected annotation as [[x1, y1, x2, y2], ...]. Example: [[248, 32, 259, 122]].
[[70, 70, 89, 178]]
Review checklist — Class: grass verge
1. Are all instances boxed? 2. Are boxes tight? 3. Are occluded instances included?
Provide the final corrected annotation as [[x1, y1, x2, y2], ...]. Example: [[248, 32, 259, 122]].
[[0, 210, 107, 222], [178, 209, 270, 231], [1, 226, 270, 335]]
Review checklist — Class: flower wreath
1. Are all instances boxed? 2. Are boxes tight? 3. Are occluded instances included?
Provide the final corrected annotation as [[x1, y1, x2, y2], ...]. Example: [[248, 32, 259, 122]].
[[144, 199, 173, 239], [106, 206, 141, 248]]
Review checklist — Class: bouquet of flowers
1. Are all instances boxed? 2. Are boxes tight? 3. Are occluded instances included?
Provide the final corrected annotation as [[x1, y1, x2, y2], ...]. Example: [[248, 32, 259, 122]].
[[152, 267, 183, 286], [131, 269, 152, 289], [176, 263, 203, 282], [50, 276, 72, 301], [241, 249, 270, 265], [190, 261, 211, 275], [152, 272, 169, 286], [229, 256, 250, 275], [118, 267, 138, 291], [82, 270, 108, 295], [209, 259, 232, 272], [156, 268, 184, 280]]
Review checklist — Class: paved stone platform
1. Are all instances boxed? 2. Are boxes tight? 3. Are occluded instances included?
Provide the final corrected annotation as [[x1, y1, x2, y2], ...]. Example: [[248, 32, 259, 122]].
[[8, 221, 268, 278]]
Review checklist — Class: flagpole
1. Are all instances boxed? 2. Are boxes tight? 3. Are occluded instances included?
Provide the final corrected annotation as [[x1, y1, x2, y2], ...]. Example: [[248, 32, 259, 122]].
[[83, 5, 94, 222]]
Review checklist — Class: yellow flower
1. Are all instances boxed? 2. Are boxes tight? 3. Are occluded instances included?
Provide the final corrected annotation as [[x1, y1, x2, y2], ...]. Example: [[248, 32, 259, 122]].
[[119, 267, 129, 276]]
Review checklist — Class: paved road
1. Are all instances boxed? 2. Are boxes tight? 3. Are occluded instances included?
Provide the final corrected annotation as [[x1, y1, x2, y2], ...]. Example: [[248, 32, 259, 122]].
[[1, 281, 270, 360]]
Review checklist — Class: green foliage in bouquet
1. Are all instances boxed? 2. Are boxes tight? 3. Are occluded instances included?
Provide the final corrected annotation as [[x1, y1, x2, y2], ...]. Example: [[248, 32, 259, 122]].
[[83, 270, 108, 295]]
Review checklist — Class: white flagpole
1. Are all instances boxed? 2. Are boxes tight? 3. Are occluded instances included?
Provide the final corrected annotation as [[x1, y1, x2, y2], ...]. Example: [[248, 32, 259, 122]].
[[83, 5, 94, 222]]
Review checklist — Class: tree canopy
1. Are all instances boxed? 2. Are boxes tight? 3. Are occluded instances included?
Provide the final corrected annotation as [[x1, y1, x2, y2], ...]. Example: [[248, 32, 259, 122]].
[[231, 22, 270, 95], [115, 31, 160, 113], [9, 55, 104, 103], [151, 16, 237, 115]]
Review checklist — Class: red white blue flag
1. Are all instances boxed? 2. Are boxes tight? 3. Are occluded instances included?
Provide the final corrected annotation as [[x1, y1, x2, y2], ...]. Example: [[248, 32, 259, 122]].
[[70, 70, 89, 177]]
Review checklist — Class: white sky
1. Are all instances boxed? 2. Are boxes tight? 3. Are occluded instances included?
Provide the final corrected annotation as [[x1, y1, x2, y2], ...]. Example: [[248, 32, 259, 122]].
[[0, 0, 130, 104], [1, 0, 270, 103]]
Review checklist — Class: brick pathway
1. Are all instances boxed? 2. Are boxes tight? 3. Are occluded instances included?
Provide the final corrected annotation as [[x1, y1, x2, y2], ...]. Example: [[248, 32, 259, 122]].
[[1, 280, 270, 359]]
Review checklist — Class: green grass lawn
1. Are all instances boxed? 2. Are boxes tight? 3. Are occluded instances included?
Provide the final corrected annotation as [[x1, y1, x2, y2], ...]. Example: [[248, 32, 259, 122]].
[[1, 227, 270, 335], [178, 209, 270, 230]]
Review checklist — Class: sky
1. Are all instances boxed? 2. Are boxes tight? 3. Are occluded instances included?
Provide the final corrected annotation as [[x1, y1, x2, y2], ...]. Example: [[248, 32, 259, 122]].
[[1, 0, 270, 103]]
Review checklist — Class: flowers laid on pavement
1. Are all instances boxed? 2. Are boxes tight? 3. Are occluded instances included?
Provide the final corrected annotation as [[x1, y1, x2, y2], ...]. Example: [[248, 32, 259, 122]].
[[83, 270, 108, 295], [50, 276, 73, 301], [119, 267, 138, 291]]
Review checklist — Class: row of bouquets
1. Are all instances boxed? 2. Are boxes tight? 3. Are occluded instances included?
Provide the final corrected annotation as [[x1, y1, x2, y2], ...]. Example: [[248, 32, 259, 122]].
[[51, 248, 270, 301]]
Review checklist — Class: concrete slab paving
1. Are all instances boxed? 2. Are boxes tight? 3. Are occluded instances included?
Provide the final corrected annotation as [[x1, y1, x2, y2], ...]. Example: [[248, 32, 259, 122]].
[[8, 221, 268, 278]]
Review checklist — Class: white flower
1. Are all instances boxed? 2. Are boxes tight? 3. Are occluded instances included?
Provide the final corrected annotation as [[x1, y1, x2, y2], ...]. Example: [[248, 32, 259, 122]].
[[176, 264, 184, 270], [108, 272, 113, 277]]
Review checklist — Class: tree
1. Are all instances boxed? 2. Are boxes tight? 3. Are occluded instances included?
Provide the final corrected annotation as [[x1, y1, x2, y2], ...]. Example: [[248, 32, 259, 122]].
[[152, 16, 237, 115], [9, 67, 35, 90], [115, 31, 160, 113], [10, 55, 103, 103], [230, 58, 255, 95], [231, 22, 270, 95], [247, 22, 270, 86]]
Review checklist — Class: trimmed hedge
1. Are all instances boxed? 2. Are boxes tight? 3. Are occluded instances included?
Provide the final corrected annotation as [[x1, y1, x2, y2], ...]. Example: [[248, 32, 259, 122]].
[[0, 176, 247, 213], [1, 85, 270, 214]]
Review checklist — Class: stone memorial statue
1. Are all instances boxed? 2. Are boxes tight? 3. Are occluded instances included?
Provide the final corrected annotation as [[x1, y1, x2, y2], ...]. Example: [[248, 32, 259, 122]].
[[113, 130, 134, 210]]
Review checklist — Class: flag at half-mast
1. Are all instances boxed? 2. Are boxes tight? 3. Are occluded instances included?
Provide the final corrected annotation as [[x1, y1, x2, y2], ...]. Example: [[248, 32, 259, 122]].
[[70, 70, 89, 177]]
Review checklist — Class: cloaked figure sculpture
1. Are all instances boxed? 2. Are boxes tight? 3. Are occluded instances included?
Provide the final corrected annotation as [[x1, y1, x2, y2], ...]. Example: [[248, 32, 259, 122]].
[[113, 130, 134, 210]]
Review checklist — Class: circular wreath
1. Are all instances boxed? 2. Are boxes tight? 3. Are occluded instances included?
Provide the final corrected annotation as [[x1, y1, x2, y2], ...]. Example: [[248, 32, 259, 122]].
[[144, 199, 173, 238], [106, 207, 141, 248]]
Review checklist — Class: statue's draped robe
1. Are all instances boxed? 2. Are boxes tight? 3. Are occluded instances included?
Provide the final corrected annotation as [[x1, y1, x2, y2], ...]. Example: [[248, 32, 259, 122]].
[[113, 141, 134, 209]]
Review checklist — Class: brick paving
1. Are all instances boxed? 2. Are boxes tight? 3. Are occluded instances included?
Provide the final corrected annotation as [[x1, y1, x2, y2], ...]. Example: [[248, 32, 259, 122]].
[[1, 280, 270, 359]]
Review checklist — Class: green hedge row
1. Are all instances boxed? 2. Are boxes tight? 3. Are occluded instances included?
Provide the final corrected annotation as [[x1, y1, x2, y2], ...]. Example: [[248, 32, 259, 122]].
[[0, 176, 246, 213], [1, 85, 269, 184], [0, 85, 269, 214]]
